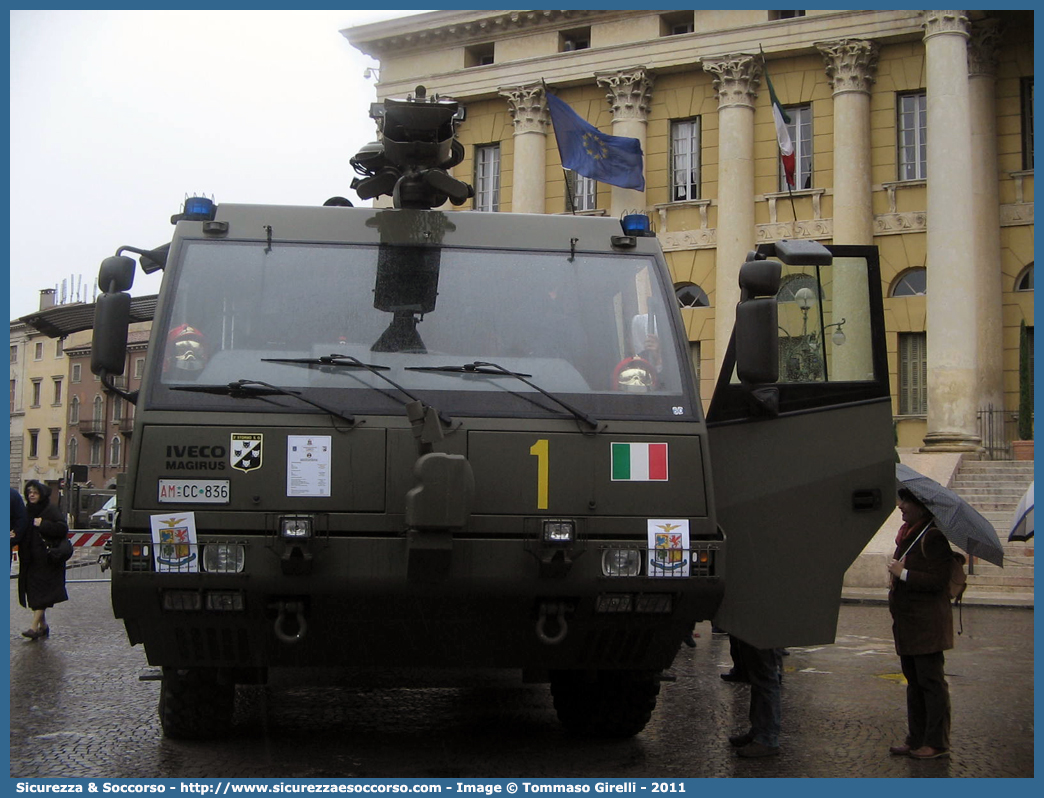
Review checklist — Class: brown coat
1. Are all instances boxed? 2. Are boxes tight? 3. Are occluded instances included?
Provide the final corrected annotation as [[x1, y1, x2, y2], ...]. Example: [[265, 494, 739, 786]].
[[888, 521, 954, 656]]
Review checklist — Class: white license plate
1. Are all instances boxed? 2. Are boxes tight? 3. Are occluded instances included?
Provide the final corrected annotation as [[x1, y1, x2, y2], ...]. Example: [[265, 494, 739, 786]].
[[158, 479, 231, 504]]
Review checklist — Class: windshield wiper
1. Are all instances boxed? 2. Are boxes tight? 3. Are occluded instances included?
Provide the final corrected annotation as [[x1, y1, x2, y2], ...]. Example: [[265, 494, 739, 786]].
[[406, 361, 601, 432], [263, 354, 453, 427], [171, 379, 357, 426], [262, 355, 391, 371]]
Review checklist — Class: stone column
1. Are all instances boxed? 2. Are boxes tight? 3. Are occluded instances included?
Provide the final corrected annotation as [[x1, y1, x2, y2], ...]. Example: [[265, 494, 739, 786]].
[[818, 39, 879, 245], [702, 54, 760, 373], [595, 67, 654, 217], [968, 20, 1006, 414], [818, 39, 880, 382], [922, 10, 980, 451], [498, 83, 550, 214]]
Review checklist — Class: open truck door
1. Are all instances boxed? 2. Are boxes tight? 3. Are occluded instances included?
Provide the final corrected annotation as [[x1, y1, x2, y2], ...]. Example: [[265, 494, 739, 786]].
[[707, 243, 894, 649]]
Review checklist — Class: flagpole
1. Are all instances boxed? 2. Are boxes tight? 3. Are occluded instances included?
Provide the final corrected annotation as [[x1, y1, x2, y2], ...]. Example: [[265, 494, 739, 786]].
[[543, 78, 577, 215]]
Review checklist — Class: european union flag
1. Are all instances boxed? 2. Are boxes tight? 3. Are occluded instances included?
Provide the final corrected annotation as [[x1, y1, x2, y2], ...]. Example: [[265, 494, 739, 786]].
[[546, 91, 645, 191]]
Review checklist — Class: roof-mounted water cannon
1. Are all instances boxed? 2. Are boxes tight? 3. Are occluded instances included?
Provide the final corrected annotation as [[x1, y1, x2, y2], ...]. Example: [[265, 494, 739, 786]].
[[350, 86, 474, 210]]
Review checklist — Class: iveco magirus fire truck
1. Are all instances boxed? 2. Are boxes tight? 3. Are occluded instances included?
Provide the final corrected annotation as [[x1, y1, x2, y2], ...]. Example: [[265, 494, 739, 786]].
[[91, 87, 895, 739]]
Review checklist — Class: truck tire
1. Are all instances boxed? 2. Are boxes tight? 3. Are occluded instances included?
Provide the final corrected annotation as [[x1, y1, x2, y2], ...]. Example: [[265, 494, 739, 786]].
[[158, 668, 235, 739], [550, 670, 660, 738]]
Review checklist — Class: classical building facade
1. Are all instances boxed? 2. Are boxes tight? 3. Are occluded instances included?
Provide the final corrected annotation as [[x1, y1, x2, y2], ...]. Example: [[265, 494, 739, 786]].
[[345, 9, 1034, 452]]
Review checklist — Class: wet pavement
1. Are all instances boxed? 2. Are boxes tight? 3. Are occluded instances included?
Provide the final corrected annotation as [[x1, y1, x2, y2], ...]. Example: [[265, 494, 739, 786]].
[[9, 580, 1034, 779]]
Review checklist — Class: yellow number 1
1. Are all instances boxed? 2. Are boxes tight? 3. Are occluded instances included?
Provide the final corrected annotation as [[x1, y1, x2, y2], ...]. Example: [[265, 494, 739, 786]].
[[529, 438, 549, 510]]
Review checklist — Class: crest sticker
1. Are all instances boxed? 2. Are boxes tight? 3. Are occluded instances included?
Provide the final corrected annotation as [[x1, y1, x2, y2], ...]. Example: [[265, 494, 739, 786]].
[[231, 433, 263, 472], [647, 519, 691, 577]]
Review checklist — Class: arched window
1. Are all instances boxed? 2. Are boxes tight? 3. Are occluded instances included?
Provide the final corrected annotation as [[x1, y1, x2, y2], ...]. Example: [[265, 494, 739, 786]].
[[93, 394, 104, 421], [674, 281, 710, 308], [69, 396, 80, 425], [110, 435, 122, 467], [67, 436, 78, 466], [777, 274, 822, 303], [891, 268, 927, 297], [1016, 262, 1034, 292]]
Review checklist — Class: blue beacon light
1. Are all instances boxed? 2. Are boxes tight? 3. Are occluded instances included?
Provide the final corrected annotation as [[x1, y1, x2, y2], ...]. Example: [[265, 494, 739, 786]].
[[183, 196, 216, 220], [621, 213, 653, 237]]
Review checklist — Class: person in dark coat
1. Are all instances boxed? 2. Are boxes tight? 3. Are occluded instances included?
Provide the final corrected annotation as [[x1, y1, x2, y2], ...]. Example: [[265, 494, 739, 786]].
[[18, 480, 69, 639], [887, 487, 955, 760], [10, 486, 28, 563]]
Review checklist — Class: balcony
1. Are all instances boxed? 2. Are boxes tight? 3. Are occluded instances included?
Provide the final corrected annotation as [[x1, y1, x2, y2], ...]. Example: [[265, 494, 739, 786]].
[[78, 419, 105, 438], [118, 416, 135, 435]]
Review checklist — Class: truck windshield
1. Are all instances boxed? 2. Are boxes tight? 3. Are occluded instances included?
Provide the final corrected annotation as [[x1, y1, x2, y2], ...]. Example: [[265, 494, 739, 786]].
[[152, 240, 697, 420]]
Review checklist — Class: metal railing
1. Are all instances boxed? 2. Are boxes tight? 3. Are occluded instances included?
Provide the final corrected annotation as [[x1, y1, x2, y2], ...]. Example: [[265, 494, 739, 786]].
[[977, 404, 1020, 460]]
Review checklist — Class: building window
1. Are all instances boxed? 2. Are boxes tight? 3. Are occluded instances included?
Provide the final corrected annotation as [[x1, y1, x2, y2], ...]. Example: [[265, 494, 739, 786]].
[[891, 268, 927, 297], [464, 43, 494, 68], [90, 439, 102, 467], [55, 339, 64, 358], [28, 430, 39, 459], [1016, 263, 1034, 292], [474, 145, 501, 212], [770, 10, 806, 20], [671, 118, 700, 202], [898, 92, 927, 181], [780, 104, 813, 190], [10, 345, 17, 364], [70, 396, 80, 425], [112, 397, 123, 422], [68, 436, 78, 466], [30, 379, 41, 408], [10, 379, 16, 408], [34, 342, 43, 360], [661, 11, 694, 35], [52, 377, 62, 406], [93, 395, 104, 422], [1022, 77, 1034, 171], [110, 435, 122, 467], [72, 363, 82, 383], [899, 332, 928, 415], [560, 28, 591, 52], [565, 170, 597, 212], [50, 429, 60, 459], [134, 357, 145, 379], [675, 282, 710, 308]]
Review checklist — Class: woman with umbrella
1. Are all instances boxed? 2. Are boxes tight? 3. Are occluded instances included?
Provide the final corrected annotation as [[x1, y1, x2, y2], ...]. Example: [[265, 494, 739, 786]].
[[887, 486, 955, 760]]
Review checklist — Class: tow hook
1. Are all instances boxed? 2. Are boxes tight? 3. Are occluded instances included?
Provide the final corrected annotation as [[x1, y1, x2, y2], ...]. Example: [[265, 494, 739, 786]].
[[271, 601, 307, 644], [535, 601, 570, 645]]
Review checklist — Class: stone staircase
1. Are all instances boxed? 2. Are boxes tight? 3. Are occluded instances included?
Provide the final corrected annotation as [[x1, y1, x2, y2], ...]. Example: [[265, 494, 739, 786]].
[[948, 460, 1034, 597]]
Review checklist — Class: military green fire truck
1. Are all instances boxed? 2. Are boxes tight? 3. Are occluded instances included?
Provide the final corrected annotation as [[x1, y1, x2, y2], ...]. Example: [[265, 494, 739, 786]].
[[91, 88, 894, 739]]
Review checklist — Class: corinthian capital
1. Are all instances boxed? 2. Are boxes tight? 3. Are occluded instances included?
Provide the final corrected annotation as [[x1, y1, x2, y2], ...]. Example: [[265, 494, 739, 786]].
[[702, 54, 761, 110], [968, 19, 1004, 78], [922, 10, 970, 40], [498, 83, 550, 135], [595, 67, 655, 122], [817, 39, 880, 95]]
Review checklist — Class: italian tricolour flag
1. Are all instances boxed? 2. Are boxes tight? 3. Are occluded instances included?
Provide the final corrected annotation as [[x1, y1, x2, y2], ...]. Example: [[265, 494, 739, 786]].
[[764, 58, 796, 190], [611, 442, 668, 482]]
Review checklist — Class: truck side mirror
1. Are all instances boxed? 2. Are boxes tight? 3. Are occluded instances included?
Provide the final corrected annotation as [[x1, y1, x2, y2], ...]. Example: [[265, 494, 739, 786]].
[[92, 291, 131, 376], [735, 259, 781, 385], [99, 255, 136, 293]]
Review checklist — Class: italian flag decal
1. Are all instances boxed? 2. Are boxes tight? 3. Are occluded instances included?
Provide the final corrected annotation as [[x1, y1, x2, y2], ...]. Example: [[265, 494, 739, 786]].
[[611, 442, 668, 481]]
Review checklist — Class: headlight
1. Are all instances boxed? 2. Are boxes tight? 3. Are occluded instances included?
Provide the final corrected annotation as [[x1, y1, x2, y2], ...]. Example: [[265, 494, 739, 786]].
[[280, 516, 313, 539], [542, 519, 575, 545], [202, 543, 245, 573], [601, 548, 642, 577]]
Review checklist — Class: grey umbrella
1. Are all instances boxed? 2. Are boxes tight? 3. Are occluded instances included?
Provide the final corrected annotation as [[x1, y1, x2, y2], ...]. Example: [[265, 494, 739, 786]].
[[896, 463, 1005, 567]]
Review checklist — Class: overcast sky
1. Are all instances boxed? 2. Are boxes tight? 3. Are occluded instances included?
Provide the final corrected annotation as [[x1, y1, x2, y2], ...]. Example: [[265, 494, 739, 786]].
[[8, 9, 430, 321]]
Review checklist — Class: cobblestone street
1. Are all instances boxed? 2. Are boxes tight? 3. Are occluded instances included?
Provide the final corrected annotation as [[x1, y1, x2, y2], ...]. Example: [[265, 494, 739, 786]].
[[9, 580, 1034, 779]]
